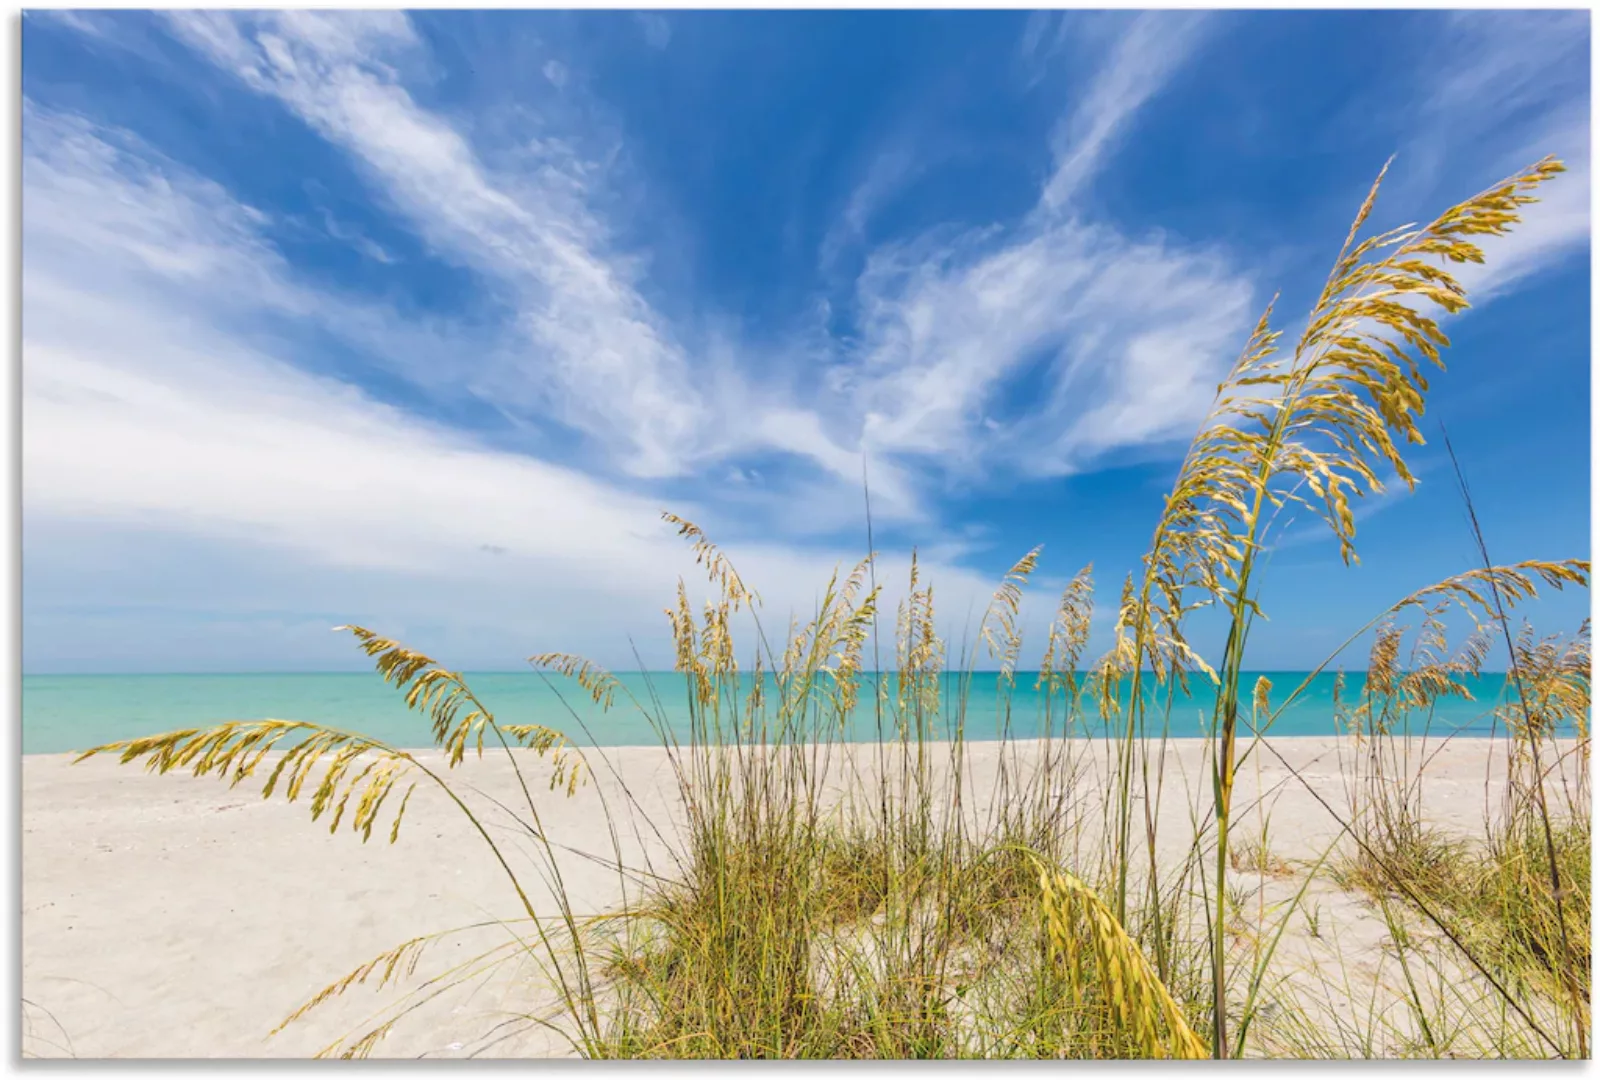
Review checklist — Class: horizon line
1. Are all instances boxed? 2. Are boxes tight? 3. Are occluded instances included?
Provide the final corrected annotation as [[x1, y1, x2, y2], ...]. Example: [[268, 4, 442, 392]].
[[22, 668, 1522, 679]]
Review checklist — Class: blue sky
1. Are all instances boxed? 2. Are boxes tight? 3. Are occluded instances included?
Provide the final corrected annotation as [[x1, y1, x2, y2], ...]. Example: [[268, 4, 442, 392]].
[[21, 9, 1591, 674]]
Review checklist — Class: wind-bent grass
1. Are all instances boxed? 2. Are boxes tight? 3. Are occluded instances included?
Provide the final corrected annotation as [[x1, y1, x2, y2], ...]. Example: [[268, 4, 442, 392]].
[[70, 156, 1590, 1059]]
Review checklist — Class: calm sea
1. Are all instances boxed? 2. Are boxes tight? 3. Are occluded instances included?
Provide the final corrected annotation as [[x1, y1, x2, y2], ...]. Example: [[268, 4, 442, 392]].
[[20, 671, 1529, 755]]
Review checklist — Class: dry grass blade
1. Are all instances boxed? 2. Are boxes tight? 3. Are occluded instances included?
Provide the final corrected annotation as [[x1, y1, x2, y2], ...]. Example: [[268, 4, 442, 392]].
[[530, 653, 621, 711], [1251, 675, 1273, 722], [1402, 560, 1590, 617], [1106, 154, 1570, 1056], [331, 1022, 394, 1060], [272, 935, 435, 1035], [815, 556, 882, 713], [1495, 621, 1591, 745], [339, 625, 582, 786], [1038, 564, 1094, 700], [662, 512, 759, 612], [895, 550, 944, 722], [660, 518, 767, 713], [74, 721, 422, 844], [980, 547, 1041, 686], [1031, 855, 1207, 1059]]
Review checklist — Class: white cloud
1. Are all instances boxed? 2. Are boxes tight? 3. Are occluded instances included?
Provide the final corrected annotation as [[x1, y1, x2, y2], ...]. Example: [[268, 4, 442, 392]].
[[156, 11, 926, 529], [164, 11, 707, 480], [843, 218, 1252, 476], [22, 321, 1019, 667], [1421, 14, 1590, 301], [149, 11, 1261, 512], [1343, 11, 1591, 309], [42, 9, 1586, 519], [1017, 12, 1068, 77], [23, 103, 490, 398], [24, 106, 281, 294], [821, 8, 1583, 489], [818, 144, 922, 272], [319, 209, 397, 263], [827, 13, 1252, 479], [1039, 12, 1210, 212], [1428, 11, 1588, 130], [634, 13, 672, 51], [27, 10, 120, 43], [21, 103, 1023, 670]]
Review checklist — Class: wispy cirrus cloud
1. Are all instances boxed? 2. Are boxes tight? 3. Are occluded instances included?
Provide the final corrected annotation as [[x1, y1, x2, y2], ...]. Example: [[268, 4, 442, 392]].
[[23, 102, 492, 400], [158, 11, 934, 524], [633, 12, 672, 51], [157, 10, 1253, 505], [1038, 11, 1211, 213], [843, 220, 1251, 476], [821, 12, 1253, 480], [1426, 10, 1588, 129], [21, 102, 1017, 670], [1403, 10, 1588, 301], [165, 10, 707, 480], [36, 8, 1582, 515], [818, 142, 924, 274]]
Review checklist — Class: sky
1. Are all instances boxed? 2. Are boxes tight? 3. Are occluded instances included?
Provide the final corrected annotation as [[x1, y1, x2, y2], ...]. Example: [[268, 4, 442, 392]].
[[20, 9, 1592, 675]]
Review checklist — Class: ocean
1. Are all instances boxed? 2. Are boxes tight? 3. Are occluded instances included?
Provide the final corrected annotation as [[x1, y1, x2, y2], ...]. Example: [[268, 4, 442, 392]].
[[20, 671, 1534, 755]]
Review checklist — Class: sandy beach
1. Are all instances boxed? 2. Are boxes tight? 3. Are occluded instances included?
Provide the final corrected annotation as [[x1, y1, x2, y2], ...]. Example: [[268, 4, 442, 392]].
[[21, 735, 1583, 1059]]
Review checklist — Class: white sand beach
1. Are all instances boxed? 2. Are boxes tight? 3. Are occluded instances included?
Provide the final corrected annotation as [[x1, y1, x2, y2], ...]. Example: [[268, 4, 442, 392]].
[[21, 736, 1584, 1059]]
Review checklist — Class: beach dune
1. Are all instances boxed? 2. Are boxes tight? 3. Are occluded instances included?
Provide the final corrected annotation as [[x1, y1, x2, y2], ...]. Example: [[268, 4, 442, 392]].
[[21, 736, 1582, 1058]]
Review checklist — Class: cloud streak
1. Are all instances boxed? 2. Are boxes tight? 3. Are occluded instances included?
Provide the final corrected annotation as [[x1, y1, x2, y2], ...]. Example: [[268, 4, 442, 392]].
[[166, 11, 708, 479], [158, 12, 940, 525], [1408, 10, 1589, 301], [150, 11, 1266, 509], [824, 12, 1251, 479], [22, 101, 1022, 669], [1039, 12, 1210, 212]]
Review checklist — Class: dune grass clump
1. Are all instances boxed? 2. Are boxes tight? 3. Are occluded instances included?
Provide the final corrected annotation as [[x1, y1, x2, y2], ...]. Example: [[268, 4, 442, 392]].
[[1463, 818, 1591, 998], [1331, 616, 1593, 1055], [71, 155, 1590, 1059]]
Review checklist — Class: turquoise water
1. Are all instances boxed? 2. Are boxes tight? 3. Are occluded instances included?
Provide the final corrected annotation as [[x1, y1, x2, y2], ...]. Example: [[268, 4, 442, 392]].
[[21, 671, 1531, 755]]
